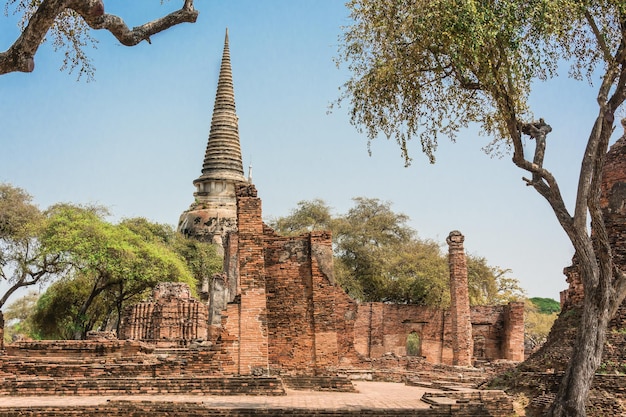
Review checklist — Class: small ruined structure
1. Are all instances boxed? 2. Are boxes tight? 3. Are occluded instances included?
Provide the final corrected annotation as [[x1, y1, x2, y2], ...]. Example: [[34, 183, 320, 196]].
[[119, 282, 209, 346], [177, 29, 248, 247]]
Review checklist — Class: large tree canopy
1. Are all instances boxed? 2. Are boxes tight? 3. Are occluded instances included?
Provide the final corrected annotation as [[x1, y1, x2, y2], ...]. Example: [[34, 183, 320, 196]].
[[1, 0, 198, 77], [337, 1, 626, 415], [38, 205, 197, 339]]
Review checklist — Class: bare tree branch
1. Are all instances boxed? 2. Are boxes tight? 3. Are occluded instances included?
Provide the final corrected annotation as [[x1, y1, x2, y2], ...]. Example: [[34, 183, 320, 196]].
[[0, 0, 198, 75]]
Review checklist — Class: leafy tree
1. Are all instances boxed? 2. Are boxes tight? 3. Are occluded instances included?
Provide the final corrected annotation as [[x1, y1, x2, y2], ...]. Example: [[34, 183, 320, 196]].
[[32, 274, 107, 339], [381, 238, 450, 305], [467, 257, 525, 305], [0, 183, 65, 309], [525, 299, 559, 353], [334, 197, 415, 301], [337, 1, 626, 414], [268, 199, 334, 236], [3, 290, 39, 342], [120, 217, 223, 288], [38, 205, 195, 338], [1, 0, 198, 78]]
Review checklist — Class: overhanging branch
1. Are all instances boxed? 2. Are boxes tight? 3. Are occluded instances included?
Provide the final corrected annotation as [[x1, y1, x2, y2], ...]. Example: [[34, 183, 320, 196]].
[[0, 0, 198, 75]]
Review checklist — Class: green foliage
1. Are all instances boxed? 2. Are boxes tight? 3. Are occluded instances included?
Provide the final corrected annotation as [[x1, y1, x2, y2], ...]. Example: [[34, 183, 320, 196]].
[[272, 197, 522, 306], [0, 182, 41, 239], [336, 0, 623, 163], [3, 290, 39, 342], [525, 299, 558, 351], [406, 332, 421, 356], [32, 275, 99, 340], [0, 183, 65, 309], [33, 206, 196, 339], [1, 184, 222, 340], [171, 233, 223, 285], [467, 257, 525, 305], [268, 199, 334, 236], [529, 297, 561, 314]]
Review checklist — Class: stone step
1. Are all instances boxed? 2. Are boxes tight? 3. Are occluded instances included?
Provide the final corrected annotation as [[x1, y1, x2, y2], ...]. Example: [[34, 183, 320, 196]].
[[0, 376, 286, 396]]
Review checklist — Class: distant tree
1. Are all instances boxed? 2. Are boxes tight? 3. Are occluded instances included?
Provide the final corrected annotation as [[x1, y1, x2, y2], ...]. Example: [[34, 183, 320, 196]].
[[337, 2, 626, 414], [467, 257, 525, 305], [268, 199, 334, 236], [0, 183, 65, 309], [38, 205, 195, 338], [525, 299, 559, 352], [272, 197, 521, 306], [3, 290, 39, 342], [530, 297, 562, 315], [1, 0, 198, 78], [380, 238, 450, 305], [333, 197, 414, 301]]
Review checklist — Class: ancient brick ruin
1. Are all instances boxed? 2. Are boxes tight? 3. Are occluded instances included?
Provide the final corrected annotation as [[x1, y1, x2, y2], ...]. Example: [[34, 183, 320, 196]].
[[193, 184, 524, 374], [0, 31, 524, 416]]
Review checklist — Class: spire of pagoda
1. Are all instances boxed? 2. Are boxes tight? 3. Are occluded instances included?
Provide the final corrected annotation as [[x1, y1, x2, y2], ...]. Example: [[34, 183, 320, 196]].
[[196, 28, 246, 183]]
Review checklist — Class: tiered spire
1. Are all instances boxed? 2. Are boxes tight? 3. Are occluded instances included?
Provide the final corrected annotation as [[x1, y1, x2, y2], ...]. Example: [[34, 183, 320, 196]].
[[196, 28, 246, 183]]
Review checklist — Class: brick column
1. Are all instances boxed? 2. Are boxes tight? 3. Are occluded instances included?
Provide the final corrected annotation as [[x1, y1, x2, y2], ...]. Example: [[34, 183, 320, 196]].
[[235, 185, 269, 375], [446, 230, 472, 366], [504, 301, 525, 361]]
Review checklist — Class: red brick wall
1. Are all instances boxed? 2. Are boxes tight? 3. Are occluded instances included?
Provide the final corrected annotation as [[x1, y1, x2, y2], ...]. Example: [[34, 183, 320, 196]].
[[234, 185, 269, 375], [264, 235, 317, 374], [503, 302, 525, 361], [309, 232, 339, 370], [352, 303, 522, 365]]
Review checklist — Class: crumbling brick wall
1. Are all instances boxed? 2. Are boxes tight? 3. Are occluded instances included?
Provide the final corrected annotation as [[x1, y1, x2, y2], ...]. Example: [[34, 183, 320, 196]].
[[352, 302, 523, 365], [224, 185, 350, 375], [219, 186, 524, 373]]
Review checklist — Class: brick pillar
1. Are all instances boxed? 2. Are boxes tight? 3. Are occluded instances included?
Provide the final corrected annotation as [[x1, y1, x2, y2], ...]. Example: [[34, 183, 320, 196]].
[[235, 184, 269, 375], [504, 301, 525, 361], [446, 230, 472, 366]]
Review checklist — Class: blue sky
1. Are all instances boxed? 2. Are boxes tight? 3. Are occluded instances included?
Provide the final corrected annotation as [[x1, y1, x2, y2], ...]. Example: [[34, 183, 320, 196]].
[[1, 1, 613, 301]]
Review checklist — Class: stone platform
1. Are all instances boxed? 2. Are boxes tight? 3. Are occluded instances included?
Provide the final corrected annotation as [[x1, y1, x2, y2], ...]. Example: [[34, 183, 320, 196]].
[[0, 381, 514, 416]]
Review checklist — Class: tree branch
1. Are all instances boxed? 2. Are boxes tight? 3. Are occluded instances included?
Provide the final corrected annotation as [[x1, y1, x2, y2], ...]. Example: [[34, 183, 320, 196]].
[[0, 0, 198, 75], [585, 10, 613, 64], [72, 0, 198, 46]]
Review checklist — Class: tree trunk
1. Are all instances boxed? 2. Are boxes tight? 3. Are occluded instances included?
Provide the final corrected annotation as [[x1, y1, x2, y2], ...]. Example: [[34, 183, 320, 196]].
[[549, 273, 611, 416]]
